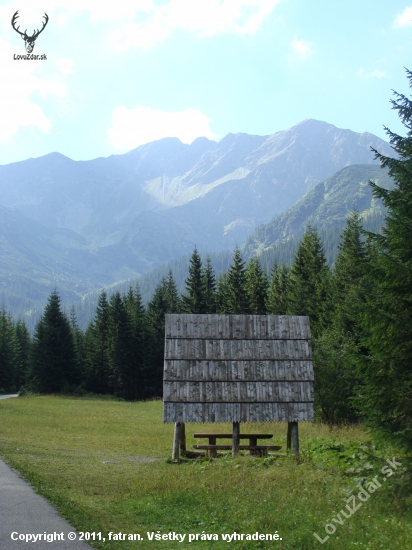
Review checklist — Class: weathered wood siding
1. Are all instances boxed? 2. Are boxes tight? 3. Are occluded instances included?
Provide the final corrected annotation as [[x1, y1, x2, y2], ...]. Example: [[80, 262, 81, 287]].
[[163, 314, 314, 423]]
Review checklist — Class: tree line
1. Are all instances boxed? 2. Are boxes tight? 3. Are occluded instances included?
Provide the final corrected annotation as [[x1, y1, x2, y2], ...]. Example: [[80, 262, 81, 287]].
[[1, 71, 412, 452]]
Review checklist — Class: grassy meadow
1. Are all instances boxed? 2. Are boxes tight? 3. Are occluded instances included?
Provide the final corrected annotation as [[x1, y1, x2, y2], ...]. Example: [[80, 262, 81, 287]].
[[0, 395, 410, 549]]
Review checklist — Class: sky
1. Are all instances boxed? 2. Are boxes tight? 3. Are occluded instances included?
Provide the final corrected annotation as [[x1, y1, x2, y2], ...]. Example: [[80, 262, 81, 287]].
[[1, 0, 412, 165]]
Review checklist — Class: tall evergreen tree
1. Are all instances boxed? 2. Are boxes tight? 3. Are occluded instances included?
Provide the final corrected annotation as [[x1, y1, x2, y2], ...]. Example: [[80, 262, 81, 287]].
[[70, 307, 85, 384], [245, 257, 268, 314], [182, 248, 206, 313], [0, 308, 17, 393], [84, 290, 111, 395], [202, 256, 216, 313], [124, 284, 146, 399], [266, 263, 289, 315], [287, 226, 331, 338], [108, 292, 135, 398], [28, 291, 77, 393], [313, 213, 366, 424], [355, 70, 412, 448], [164, 270, 182, 313], [333, 211, 367, 335], [14, 319, 31, 390], [223, 246, 249, 314], [144, 273, 180, 397], [215, 271, 230, 314]]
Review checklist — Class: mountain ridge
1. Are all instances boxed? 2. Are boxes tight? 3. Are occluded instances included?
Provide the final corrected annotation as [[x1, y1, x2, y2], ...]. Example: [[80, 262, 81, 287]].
[[0, 119, 393, 318]]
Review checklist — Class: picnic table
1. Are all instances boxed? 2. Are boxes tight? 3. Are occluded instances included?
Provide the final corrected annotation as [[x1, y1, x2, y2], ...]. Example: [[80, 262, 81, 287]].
[[193, 432, 282, 457]]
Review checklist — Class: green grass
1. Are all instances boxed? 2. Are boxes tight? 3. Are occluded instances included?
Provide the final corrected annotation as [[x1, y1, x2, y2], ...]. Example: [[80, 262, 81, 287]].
[[0, 396, 410, 549]]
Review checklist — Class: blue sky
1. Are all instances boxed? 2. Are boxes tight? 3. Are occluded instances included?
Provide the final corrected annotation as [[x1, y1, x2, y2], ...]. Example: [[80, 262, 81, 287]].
[[1, 0, 412, 165]]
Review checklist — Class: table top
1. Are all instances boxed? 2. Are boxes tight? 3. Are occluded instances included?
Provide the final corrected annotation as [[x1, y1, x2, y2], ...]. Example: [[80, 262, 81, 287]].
[[193, 433, 273, 439]]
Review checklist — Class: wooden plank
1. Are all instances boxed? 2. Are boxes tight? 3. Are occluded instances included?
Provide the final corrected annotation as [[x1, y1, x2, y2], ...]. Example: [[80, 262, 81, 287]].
[[193, 433, 273, 439], [193, 445, 282, 451], [163, 401, 314, 423], [164, 381, 314, 402], [165, 314, 311, 340], [165, 338, 312, 361]]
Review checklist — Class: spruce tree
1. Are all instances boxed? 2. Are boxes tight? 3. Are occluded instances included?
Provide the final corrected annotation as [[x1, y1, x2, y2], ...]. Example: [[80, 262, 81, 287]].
[[164, 270, 182, 313], [14, 319, 31, 390], [108, 292, 135, 398], [266, 263, 289, 315], [287, 226, 331, 338], [182, 248, 206, 313], [224, 246, 249, 314], [215, 271, 230, 314], [355, 70, 412, 447], [70, 307, 85, 386], [29, 291, 77, 393], [333, 211, 367, 335], [0, 309, 17, 393], [144, 284, 166, 398], [84, 290, 111, 395], [202, 256, 216, 313], [313, 213, 366, 423], [245, 257, 268, 314], [124, 284, 146, 400]]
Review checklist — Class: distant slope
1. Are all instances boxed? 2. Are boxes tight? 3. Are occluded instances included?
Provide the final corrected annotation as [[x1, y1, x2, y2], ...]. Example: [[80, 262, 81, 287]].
[[243, 164, 393, 259]]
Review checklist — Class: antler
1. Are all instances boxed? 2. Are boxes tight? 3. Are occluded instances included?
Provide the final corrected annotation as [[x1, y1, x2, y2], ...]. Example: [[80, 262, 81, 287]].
[[32, 13, 49, 40], [11, 11, 25, 37]]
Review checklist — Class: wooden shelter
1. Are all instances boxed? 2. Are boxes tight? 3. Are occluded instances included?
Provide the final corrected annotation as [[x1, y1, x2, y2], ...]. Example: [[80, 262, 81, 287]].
[[163, 314, 314, 459]]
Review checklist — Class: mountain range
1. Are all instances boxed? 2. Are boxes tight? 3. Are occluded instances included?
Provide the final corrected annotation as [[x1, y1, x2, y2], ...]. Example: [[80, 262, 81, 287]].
[[0, 118, 393, 317]]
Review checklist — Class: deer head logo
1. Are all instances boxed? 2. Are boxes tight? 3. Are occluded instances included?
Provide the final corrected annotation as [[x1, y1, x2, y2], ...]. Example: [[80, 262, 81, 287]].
[[11, 11, 49, 54]]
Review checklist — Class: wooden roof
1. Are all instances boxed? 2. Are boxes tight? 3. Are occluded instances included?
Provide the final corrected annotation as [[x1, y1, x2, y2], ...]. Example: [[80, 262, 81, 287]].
[[163, 314, 314, 423]]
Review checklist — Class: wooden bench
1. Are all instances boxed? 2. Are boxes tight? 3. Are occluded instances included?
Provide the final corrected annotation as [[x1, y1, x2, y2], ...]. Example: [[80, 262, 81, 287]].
[[193, 433, 281, 457]]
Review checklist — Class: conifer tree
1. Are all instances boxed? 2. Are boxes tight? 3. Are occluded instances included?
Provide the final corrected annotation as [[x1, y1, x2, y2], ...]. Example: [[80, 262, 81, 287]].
[[70, 307, 85, 383], [182, 248, 206, 313], [287, 227, 331, 338], [0, 308, 17, 393], [124, 285, 146, 400], [224, 246, 249, 314], [333, 211, 367, 335], [266, 263, 289, 315], [355, 70, 412, 447], [144, 273, 180, 397], [164, 270, 182, 313], [108, 292, 135, 398], [215, 271, 230, 314], [245, 257, 268, 314], [313, 213, 366, 423], [84, 290, 111, 395], [28, 291, 77, 393], [202, 256, 216, 313], [14, 319, 31, 390]]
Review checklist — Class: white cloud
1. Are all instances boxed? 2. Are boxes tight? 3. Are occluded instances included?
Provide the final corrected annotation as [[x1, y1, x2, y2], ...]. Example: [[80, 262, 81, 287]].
[[1, 0, 280, 49], [288, 36, 312, 62], [107, 105, 218, 149], [110, 0, 281, 50], [56, 58, 74, 77], [0, 36, 72, 141], [0, 0, 154, 26], [357, 68, 386, 79], [393, 7, 412, 27]]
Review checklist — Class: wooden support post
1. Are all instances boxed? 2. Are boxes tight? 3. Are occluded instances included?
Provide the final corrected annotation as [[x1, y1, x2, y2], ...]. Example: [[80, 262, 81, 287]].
[[287, 422, 292, 452], [172, 422, 181, 461], [180, 422, 186, 453], [291, 421, 299, 458], [232, 421, 240, 457]]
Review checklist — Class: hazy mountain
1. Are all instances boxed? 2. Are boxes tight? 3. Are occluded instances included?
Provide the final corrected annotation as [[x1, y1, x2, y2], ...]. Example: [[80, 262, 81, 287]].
[[244, 164, 393, 257], [66, 164, 394, 332], [0, 119, 393, 315]]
